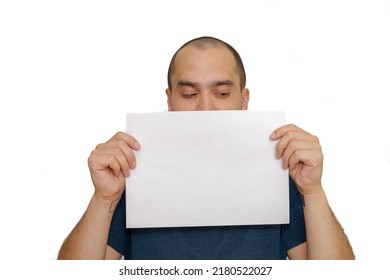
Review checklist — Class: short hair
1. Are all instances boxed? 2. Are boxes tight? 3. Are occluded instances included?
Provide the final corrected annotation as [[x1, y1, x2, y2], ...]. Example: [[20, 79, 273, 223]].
[[167, 36, 246, 91]]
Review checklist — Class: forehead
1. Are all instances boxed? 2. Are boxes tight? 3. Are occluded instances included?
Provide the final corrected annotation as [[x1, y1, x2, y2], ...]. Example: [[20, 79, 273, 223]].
[[172, 46, 239, 82]]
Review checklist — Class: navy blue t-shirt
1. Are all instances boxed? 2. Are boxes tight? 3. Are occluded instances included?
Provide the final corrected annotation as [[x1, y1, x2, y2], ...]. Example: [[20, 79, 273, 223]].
[[108, 177, 306, 259]]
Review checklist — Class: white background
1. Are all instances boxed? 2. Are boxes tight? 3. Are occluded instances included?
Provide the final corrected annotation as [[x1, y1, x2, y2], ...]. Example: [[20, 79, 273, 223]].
[[1, 0, 389, 277]]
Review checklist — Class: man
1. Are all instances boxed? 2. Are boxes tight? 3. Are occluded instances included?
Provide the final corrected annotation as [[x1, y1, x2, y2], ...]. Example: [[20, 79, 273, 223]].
[[58, 36, 354, 260]]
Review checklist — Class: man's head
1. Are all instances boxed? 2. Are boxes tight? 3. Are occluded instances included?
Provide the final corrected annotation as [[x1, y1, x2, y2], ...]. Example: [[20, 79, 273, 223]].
[[166, 36, 250, 111]]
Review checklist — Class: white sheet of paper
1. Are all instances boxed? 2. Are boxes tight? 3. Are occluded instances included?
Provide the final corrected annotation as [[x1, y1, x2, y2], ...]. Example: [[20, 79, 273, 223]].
[[126, 110, 289, 228]]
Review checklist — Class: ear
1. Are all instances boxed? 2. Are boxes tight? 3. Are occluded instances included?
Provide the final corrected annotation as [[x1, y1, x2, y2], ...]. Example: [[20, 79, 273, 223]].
[[241, 88, 250, 110], [166, 88, 173, 111]]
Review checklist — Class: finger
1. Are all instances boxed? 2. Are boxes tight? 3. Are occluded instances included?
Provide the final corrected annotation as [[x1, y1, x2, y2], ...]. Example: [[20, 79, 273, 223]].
[[110, 132, 141, 151], [116, 139, 137, 170], [95, 141, 137, 171], [89, 153, 122, 177], [281, 140, 320, 169], [275, 131, 315, 159], [288, 149, 323, 171], [91, 141, 135, 177], [270, 124, 307, 140], [110, 146, 132, 177], [96, 132, 141, 153]]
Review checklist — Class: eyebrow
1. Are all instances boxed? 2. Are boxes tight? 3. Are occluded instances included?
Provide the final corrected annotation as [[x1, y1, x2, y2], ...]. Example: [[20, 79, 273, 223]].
[[176, 79, 235, 88], [176, 80, 199, 88]]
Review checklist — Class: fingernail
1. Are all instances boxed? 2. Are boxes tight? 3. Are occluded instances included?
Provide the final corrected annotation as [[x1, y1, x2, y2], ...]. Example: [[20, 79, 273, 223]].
[[270, 132, 276, 140], [134, 141, 141, 150], [130, 161, 137, 170]]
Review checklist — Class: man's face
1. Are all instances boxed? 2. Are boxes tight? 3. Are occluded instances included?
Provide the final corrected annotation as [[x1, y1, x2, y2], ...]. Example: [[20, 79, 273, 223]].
[[166, 46, 250, 111]]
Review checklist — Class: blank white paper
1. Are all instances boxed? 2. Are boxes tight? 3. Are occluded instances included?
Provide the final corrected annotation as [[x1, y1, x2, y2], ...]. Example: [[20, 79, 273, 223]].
[[126, 110, 289, 228]]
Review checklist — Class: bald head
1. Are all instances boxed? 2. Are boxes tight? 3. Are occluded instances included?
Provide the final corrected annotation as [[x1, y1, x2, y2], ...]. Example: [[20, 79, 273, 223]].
[[167, 36, 246, 91]]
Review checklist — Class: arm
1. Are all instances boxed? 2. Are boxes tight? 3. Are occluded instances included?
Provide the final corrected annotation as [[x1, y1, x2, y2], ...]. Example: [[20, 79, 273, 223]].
[[58, 195, 122, 260], [271, 124, 354, 260], [58, 132, 140, 260], [302, 185, 354, 259]]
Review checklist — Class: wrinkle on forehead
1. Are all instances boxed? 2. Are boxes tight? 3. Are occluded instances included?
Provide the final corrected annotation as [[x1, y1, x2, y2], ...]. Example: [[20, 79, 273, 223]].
[[176, 79, 235, 89]]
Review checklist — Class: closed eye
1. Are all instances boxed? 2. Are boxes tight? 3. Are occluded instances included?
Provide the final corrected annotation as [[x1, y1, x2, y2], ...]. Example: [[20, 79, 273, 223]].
[[181, 93, 198, 99], [215, 92, 230, 98]]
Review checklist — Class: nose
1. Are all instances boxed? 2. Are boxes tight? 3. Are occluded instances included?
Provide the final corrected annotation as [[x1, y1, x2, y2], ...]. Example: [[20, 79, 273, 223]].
[[197, 93, 215, 111]]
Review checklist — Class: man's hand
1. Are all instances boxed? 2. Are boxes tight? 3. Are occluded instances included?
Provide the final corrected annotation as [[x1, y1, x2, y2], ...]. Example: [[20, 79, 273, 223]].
[[270, 124, 323, 196], [88, 132, 141, 203], [58, 132, 139, 260]]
